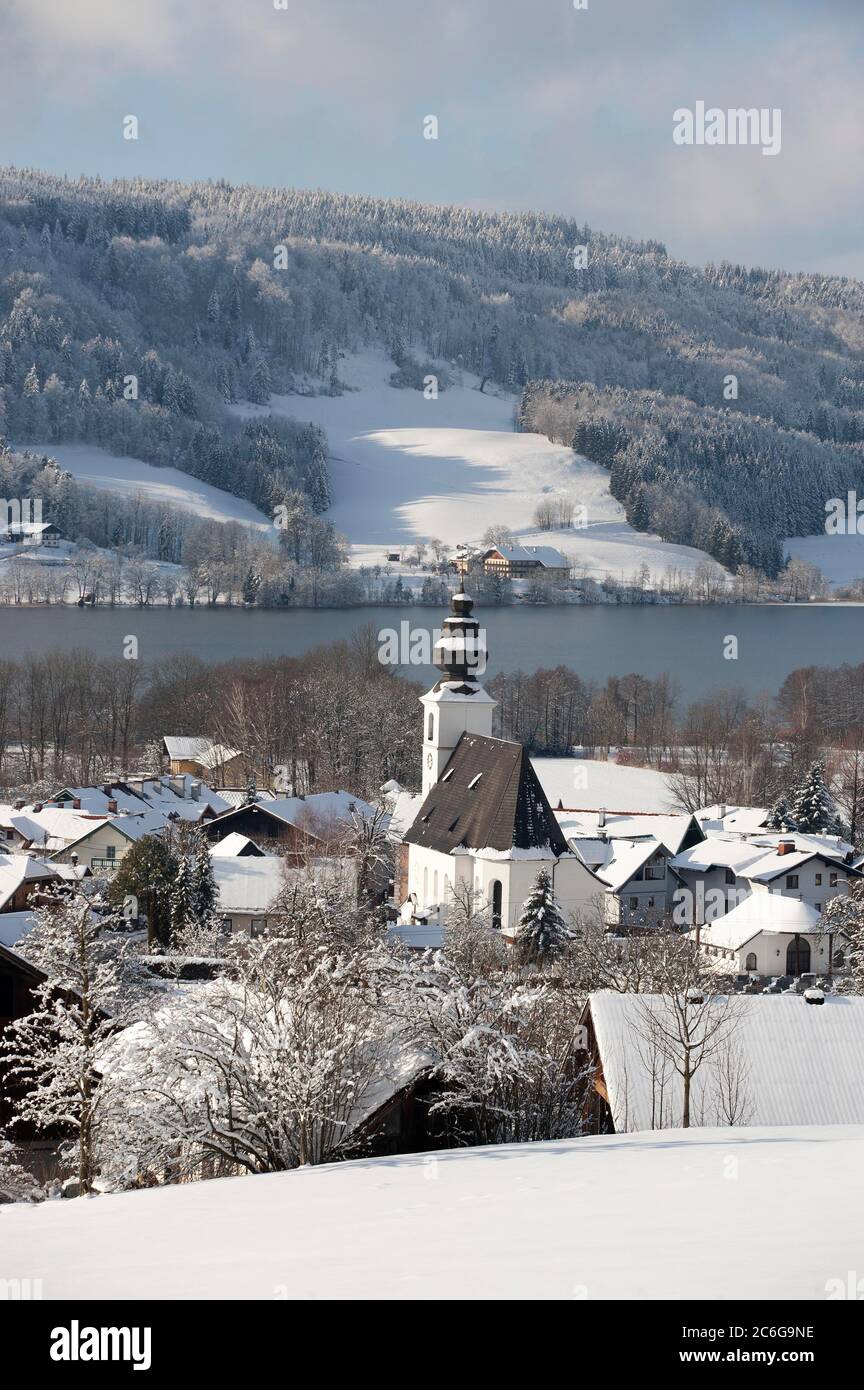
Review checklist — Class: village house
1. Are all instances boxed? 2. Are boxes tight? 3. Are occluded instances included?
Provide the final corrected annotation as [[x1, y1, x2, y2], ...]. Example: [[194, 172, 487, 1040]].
[[162, 737, 245, 788], [694, 892, 846, 977], [203, 790, 375, 858], [0, 856, 62, 913], [396, 591, 603, 945], [479, 543, 570, 579]]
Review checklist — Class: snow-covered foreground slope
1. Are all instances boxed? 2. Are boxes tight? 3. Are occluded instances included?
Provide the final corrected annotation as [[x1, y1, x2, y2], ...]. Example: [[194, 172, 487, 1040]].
[[4, 1126, 861, 1300], [22, 442, 274, 534], [241, 352, 717, 580]]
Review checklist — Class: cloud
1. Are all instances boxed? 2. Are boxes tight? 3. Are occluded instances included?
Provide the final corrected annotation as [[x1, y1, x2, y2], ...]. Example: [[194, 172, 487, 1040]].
[[0, 0, 861, 277]]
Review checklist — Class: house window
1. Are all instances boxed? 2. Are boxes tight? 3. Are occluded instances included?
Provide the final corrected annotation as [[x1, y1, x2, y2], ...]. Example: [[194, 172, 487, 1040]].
[[250, 919, 267, 938], [815, 903, 822, 912], [629, 897, 639, 911], [745, 952, 757, 972], [645, 864, 665, 880], [725, 868, 736, 885], [106, 844, 116, 860], [490, 879, 503, 931], [785, 874, 798, 889], [221, 917, 233, 933], [815, 873, 822, 886], [830, 872, 838, 887], [0, 971, 13, 1018]]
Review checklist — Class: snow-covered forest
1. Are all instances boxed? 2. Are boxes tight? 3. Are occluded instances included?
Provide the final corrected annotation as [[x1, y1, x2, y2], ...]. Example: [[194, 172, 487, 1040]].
[[2, 167, 863, 580]]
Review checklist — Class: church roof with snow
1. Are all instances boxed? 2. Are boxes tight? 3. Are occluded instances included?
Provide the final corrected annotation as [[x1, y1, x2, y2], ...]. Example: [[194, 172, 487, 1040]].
[[404, 733, 569, 857]]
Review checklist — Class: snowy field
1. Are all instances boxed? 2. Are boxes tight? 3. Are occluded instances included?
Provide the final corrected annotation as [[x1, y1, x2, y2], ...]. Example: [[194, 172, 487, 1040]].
[[533, 757, 677, 812], [238, 351, 717, 580], [21, 442, 274, 534], [3, 1125, 861, 1300], [785, 533, 864, 590]]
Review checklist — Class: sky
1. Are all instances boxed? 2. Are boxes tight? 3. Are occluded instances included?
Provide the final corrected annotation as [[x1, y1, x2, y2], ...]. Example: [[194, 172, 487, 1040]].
[[1, 0, 862, 278]]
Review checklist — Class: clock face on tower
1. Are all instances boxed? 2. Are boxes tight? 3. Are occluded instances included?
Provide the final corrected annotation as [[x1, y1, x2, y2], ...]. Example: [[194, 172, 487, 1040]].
[[426, 753, 433, 768]]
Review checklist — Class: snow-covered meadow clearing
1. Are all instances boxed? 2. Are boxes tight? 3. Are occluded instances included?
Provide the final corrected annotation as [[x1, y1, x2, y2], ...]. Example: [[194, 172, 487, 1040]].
[[3, 1125, 861, 1300], [238, 350, 717, 579], [21, 442, 274, 534]]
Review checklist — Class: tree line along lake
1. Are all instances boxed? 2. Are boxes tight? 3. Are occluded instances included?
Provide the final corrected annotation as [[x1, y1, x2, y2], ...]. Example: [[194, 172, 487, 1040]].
[[1, 603, 861, 703]]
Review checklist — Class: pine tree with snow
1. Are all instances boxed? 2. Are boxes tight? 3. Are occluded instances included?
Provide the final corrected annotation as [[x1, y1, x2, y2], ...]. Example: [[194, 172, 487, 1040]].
[[765, 794, 796, 831], [791, 761, 835, 834], [515, 868, 571, 965]]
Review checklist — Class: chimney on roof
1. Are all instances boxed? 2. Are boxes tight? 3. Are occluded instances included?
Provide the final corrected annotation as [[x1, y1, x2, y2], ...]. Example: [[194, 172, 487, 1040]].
[[719, 804, 727, 819], [33, 802, 42, 813], [70, 851, 78, 866], [777, 839, 795, 856], [190, 781, 201, 800], [598, 806, 606, 828], [107, 799, 118, 814], [102, 784, 112, 797], [72, 798, 81, 810], [14, 799, 24, 810]]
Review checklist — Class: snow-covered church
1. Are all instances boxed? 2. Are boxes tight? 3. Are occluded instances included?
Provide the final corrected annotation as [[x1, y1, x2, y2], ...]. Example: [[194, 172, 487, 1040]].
[[394, 591, 602, 943]]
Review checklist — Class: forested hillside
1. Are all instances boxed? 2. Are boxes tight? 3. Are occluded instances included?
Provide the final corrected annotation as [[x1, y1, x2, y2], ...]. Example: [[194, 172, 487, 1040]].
[[2, 167, 863, 574]]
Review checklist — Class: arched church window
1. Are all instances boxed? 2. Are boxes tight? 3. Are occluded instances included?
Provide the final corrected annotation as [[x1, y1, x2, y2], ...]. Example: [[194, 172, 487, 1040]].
[[423, 867, 428, 900], [745, 952, 757, 972], [433, 870, 438, 901], [491, 879, 503, 931], [427, 712, 434, 741]]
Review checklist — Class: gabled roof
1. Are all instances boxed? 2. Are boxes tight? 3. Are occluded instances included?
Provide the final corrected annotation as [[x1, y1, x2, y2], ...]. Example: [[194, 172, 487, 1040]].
[[740, 848, 859, 884], [209, 832, 266, 858], [588, 990, 864, 1131], [696, 892, 822, 950], [482, 543, 569, 568], [404, 734, 569, 856], [595, 838, 665, 893], [0, 856, 59, 909]]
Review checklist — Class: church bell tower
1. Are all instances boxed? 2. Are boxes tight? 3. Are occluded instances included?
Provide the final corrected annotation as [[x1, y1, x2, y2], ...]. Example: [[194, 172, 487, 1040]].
[[420, 591, 496, 796]]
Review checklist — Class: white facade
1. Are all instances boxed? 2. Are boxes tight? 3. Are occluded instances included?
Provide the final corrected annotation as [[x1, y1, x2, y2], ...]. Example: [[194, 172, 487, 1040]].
[[405, 841, 603, 936]]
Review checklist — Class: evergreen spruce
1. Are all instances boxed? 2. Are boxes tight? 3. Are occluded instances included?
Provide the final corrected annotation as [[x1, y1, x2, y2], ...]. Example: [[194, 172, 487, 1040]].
[[515, 868, 571, 964]]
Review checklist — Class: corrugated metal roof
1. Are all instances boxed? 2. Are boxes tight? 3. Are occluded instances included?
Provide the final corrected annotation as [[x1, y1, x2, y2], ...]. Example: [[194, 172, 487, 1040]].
[[589, 990, 864, 1131]]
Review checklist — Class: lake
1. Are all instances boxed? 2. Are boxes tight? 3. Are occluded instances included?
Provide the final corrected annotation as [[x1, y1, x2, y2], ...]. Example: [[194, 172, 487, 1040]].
[[0, 603, 861, 703]]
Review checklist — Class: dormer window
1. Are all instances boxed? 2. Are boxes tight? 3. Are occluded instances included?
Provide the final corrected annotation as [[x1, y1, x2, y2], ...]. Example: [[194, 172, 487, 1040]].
[[441, 768, 454, 782], [467, 773, 483, 790]]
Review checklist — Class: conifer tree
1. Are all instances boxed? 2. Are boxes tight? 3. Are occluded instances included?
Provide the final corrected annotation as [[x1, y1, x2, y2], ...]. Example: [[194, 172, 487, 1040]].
[[515, 868, 571, 964]]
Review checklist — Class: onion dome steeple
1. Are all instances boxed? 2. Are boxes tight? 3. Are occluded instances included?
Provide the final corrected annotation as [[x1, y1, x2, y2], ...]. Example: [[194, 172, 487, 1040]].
[[432, 590, 488, 694]]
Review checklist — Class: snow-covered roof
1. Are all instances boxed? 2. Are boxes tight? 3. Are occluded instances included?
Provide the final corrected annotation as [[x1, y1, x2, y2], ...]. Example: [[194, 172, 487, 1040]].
[[484, 543, 569, 567], [696, 805, 769, 833], [595, 838, 664, 892], [670, 837, 768, 874], [533, 757, 677, 816], [0, 855, 59, 908], [386, 921, 445, 950], [384, 790, 424, 842], [212, 856, 284, 916], [589, 989, 864, 1131], [739, 847, 852, 883], [0, 909, 35, 947], [209, 833, 264, 858], [162, 736, 216, 761], [696, 892, 822, 950]]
